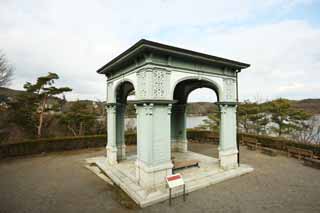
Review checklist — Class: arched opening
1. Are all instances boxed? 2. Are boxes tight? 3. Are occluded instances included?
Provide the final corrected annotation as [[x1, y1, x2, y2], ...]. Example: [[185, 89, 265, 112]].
[[114, 81, 136, 161], [187, 88, 220, 158], [171, 78, 220, 167]]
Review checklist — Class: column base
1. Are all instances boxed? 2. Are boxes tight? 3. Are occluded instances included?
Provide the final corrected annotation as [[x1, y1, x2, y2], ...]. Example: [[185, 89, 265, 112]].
[[171, 140, 188, 152], [219, 148, 238, 170], [106, 146, 118, 165], [135, 160, 173, 191], [117, 144, 126, 160]]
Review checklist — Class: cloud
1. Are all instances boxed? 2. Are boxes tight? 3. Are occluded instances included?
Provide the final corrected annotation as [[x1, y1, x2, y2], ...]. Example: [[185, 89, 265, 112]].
[[0, 0, 318, 101], [165, 20, 320, 101], [278, 82, 305, 92]]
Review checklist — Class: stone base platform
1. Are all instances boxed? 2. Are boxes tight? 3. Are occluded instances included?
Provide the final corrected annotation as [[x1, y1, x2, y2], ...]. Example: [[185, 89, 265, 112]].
[[86, 151, 253, 207]]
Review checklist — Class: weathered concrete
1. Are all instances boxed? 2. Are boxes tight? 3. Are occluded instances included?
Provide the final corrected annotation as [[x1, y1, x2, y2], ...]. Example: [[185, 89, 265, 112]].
[[88, 151, 253, 207], [0, 144, 320, 213]]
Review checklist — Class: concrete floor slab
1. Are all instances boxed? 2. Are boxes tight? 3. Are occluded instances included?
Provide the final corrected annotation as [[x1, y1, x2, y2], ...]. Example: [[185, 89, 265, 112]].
[[87, 151, 253, 207]]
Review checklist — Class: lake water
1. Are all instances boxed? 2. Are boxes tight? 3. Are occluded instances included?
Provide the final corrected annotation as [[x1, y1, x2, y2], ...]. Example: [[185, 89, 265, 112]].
[[125, 115, 320, 141]]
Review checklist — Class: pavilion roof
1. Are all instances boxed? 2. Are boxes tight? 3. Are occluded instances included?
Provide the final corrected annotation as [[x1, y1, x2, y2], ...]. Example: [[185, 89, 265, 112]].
[[97, 39, 250, 75]]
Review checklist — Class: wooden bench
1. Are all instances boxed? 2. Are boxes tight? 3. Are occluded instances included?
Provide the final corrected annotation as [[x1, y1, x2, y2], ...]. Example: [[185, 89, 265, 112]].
[[173, 159, 200, 171], [313, 155, 320, 160], [287, 146, 313, 160], [261, 147, 277, 156], [244, 137, 261, 150], [303, 157, 320, 169]]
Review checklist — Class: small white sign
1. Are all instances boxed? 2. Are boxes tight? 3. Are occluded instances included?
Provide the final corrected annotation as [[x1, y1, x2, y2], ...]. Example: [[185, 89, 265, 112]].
[[166, 173, 184, 188]]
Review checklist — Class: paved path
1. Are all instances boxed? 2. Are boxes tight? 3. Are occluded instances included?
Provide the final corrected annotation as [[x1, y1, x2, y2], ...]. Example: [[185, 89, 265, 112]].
[[0, 143, 319, 213]]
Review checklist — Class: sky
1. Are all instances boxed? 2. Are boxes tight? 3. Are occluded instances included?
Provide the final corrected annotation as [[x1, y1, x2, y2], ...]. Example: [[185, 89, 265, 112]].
[[1, 0, 320, 102]]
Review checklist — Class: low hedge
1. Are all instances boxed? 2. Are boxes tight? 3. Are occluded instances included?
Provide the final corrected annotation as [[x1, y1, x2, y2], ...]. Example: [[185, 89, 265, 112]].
[[187, 129, 219, 143], [0, 130, 214, 158], [0, 135, 106, 159], [1, 129, 319, 159], [0, 133, 137, 159]]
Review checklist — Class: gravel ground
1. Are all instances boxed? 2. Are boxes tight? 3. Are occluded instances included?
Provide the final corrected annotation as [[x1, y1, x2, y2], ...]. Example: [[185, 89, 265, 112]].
[[0, 143, 319, 213]]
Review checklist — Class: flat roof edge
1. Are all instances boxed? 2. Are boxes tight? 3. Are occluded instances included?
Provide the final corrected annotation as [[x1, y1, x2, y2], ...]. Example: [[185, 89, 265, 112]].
[[97, 39, 250, 74]]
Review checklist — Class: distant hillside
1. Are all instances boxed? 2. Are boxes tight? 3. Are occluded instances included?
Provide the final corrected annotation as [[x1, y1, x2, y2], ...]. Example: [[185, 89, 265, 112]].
[[1, 87, 319, 115], [293, 99, 320, 114], [185, 99, 320, 116], [0, 87, 26, 97], [185, 100, 320, 116], [186, 102, 218, 116], [0, 86, 61, 103]]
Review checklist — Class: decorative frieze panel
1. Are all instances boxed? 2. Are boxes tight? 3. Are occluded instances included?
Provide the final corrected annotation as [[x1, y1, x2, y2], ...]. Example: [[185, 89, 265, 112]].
[[223, 78, 236, 102], [152, 69, 166, 97], [137, 69, 148, 99], [136, 67, 171, 99], [152, 68, 170, 99]]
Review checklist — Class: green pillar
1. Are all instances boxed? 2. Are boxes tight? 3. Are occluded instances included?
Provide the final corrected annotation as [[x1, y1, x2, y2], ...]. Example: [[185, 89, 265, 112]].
[[106, 104, 117, 164], [219, 104, 238, 170], [135, 103, 173, 189], [171, 104, 187, 152]]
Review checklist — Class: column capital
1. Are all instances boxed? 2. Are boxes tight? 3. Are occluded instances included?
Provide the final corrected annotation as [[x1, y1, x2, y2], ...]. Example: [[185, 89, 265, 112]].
[[168, 103, 172, 115], [216, 101, 238, 106], [105, 102, 117, 106], [105, 103, 127, 113], [217, 102, 237, 113], [128, 99, 177, 105], [105, 103, 116, 109], [143, 103, 153, 116], [105, 103, 116, 113]]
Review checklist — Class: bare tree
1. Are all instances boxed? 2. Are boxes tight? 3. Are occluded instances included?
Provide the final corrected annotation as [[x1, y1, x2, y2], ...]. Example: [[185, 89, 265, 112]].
[[291, 116, 320, 145], [0, 51, 14, 87]]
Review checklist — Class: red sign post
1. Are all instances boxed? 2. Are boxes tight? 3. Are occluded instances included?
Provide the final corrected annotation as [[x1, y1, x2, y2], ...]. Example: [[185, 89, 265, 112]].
[[166, 173, 186, 205]]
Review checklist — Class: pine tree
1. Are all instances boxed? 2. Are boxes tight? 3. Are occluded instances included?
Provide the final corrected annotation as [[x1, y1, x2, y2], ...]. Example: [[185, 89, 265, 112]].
[[23, 72, 72, 137], [58, 101, 96, 136], [266, 98, 311, 136]]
